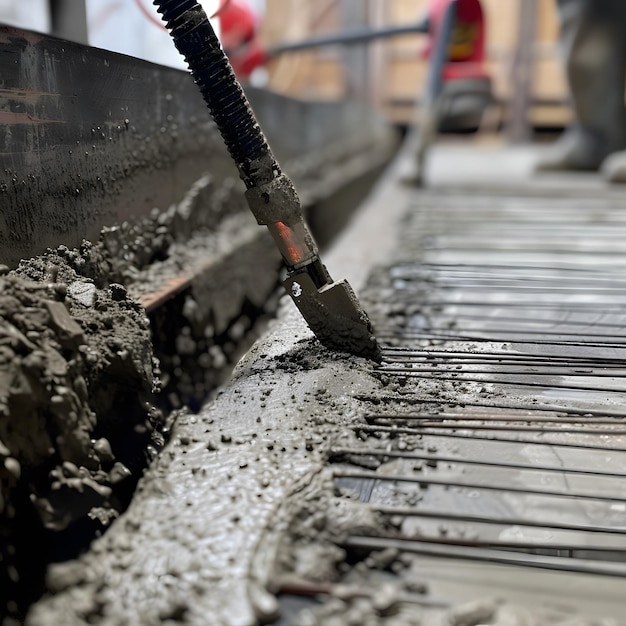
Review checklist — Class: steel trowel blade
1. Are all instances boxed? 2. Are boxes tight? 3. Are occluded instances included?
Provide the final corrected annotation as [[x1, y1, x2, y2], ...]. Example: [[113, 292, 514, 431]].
[[283, 271, 382, 362]]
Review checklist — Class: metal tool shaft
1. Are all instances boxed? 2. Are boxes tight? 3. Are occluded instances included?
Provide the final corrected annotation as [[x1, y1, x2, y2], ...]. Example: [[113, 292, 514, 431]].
[[154, 0, 381, 361]]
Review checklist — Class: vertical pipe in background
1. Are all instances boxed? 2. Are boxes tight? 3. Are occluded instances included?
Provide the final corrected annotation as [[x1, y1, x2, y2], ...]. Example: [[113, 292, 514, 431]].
[[339, 0, 371, 101], [368, 0, 387, 111], [422, 0, 458, 106], [410, 0, 457, 185], [49, 0, 89, 44], [507, 0, 537, 144]]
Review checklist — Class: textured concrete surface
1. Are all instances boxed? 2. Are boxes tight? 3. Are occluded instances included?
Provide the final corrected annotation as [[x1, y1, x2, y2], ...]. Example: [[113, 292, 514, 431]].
[[24, 138, 626, 626]]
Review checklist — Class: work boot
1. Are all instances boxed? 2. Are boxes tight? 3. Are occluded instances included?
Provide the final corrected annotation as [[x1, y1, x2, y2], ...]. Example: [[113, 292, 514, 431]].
[[535, 0, 626, 172], [534, 125, 613, 172], [600, 150, 626, 183]]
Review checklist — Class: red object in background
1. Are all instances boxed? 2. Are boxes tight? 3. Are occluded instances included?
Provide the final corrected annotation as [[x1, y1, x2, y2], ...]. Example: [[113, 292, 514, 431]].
[[220, 0, 491, 86], [423, 0, 489, 82], [218, 0, 267, 79]]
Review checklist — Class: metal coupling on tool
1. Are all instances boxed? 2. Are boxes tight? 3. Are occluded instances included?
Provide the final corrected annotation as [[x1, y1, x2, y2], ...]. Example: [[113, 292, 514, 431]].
[[243, 167, 381, 362], [244, 170, 322, 271], [154, 0, 382, 361]]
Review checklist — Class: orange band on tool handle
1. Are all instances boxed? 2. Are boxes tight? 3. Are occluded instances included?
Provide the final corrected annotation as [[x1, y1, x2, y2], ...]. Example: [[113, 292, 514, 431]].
[[268, 221, 317, 269]]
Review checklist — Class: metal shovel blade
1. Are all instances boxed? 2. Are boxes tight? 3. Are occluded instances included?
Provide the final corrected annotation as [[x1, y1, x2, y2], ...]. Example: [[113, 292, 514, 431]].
[[283, 271, 382, 362]]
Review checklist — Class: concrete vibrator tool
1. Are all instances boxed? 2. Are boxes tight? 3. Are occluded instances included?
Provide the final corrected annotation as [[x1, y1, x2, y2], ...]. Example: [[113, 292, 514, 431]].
[[153, 0, 382, 362]]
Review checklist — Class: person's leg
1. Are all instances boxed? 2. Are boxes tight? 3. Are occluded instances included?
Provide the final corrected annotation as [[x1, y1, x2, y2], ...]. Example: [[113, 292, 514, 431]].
[[536, 0, 626, 171]]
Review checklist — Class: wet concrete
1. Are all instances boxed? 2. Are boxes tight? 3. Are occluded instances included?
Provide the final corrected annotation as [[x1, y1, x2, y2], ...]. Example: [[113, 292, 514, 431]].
[[19, 140, 626, 625], [0, 149, 289, 620], [20, 305, 384, 625], [0, 102, 395, 624], [0, 22, 403, 620], [0, 246, 165, 620]]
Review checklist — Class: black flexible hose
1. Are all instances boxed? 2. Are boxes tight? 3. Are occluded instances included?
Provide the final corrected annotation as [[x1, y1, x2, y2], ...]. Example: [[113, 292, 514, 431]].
[[153, 0, 278, 188]]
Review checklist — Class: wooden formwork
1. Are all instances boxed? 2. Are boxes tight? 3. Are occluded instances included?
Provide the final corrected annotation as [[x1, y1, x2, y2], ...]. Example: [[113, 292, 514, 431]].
[[259, 0, 573, 132]]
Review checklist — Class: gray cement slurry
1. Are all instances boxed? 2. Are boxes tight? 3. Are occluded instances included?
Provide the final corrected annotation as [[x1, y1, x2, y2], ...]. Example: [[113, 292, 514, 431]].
[[0, 247, 165, 620], [26, 304, 389, 626], [25, 145, 626, 626]]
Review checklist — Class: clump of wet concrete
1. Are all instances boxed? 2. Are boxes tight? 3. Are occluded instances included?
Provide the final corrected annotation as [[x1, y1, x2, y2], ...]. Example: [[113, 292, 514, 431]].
[[90, 171, 283, 412], [1, 244, 165, 622], [98, 174, 246, 287], [272, 473, 384, 585]]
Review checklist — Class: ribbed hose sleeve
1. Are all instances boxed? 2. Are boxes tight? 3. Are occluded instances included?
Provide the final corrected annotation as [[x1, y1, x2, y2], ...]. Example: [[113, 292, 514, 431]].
[[153, 0, 278, 188]]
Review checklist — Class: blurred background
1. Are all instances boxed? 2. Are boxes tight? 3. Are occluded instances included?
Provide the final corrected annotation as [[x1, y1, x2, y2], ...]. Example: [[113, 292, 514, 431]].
[[257, 0, 568, 141], [0, 0, 568, 143]]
